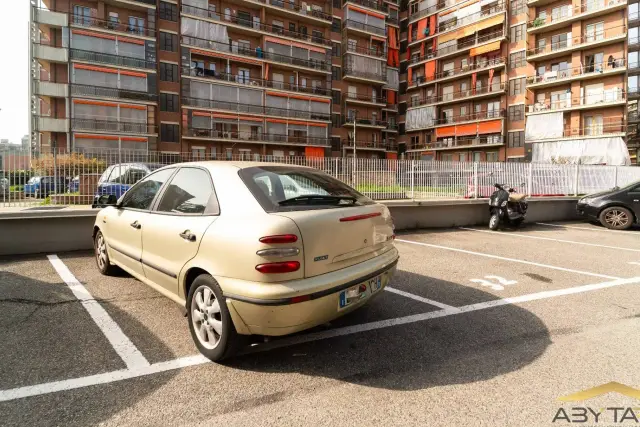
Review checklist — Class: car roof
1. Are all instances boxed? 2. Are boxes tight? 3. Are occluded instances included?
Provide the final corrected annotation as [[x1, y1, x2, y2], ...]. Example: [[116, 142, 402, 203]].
[[160, 161, 314, 171]]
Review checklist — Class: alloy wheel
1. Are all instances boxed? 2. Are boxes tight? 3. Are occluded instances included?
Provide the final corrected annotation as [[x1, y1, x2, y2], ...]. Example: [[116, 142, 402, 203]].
[[191, 286, 223, 350], [604, 210, 629, 228], [96, 234, 107, 270]]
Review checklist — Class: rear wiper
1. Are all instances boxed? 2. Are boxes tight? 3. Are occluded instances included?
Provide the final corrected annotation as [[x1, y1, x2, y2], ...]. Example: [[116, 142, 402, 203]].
[[278, 195, 356, 206]]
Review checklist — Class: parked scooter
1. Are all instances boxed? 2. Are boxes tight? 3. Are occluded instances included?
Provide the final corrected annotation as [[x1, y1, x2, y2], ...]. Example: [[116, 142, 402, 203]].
[[488, 183, 528, 230]]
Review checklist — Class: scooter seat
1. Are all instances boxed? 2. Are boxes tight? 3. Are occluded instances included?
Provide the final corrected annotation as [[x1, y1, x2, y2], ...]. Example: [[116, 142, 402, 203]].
[[509, 193, 527, 202]]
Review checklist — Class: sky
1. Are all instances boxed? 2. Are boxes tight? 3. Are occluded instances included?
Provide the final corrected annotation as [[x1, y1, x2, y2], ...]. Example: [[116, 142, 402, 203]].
[[0, 2, 29, 144]]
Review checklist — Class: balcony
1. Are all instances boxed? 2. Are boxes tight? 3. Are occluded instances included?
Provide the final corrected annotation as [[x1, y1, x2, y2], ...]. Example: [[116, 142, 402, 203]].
[[631, 87, 640, 100], [408, 29, 505, 65], [182, 97, 331, 121], [183, 129, 330, 147], [409, 57, 505, 88], [408, 83, 506, 108], [526, 58, 626, 89], [345, 92, 387, 106], [34, 81, 68, 98], [34, 116, 69, 133], [183, 67, 332, 97], [181, 4, 332, 47], [69, 48, 155, 70], [345, 43, 386, 59], [70, 84, 158, 103], [410, 135, 504, 151], [181, 36, 331, 73], [343, 116, 388, 128], [406, 109, 505, 131], [342, 140, 396, 151], [384, 123, 398, 132], [69, 14, 155, 38], [115, 0, 156, 7], [343, 19, 386, 37], [32, 7, 68, 27], [33, 43, 68, 63], [527, 25, 627, 61], [343, 66, 388, 84], [408, 0, 451, 23], [526, 118, 626, 141], [243, 0, 332, 24], [527, 0, 626, 34], [527, 89, 626, 115], [345, 0, 388, 14], [71, 118, 157, 135]]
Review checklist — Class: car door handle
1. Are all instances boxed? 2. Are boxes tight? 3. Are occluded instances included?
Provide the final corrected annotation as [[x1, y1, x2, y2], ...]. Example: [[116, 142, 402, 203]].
[[130, 221, 141, 229], [179, 230, 196, 242]]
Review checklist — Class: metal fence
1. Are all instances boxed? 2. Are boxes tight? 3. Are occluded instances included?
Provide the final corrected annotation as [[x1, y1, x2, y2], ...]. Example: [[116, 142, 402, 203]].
[[2, 149, 640, 208]]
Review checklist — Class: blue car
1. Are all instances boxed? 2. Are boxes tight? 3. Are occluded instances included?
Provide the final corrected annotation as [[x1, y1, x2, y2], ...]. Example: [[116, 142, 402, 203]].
[[24, 176, 69, 198], [92, 163, 162, 207]]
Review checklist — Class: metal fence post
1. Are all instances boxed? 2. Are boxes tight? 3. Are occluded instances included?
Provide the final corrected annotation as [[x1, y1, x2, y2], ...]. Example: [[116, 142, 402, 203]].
[[573, 163, 580, 196], [473, 162, 478, 199], [410, 160, 415, 201], [527, 162, 533, 196]]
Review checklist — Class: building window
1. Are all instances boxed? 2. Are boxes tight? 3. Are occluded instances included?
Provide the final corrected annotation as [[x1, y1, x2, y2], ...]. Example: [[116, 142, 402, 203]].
[[410, 135, 419, 147], [509, 51, 525, 69], [159, 2, 178, 22], [161, 124, 179, 143], [507, 157, 526, 162], [508, 131, 524, 147], [510, 0, 526, 15], [486, 152, 499, 162], [160, 93, 178, 112], [331, 136, 341, 150], [238, 68, 250, 84], [160, 32, 177, 52], [312, 30, 324, 44], [159, 62, 178, 82], [332, 42, 341, 57], [332, 90, 341, 104], [332, 17, 341, 33], [508, 104, 525, 121], [509, 77, 525, 96], [510, 23, 525, 43], [332, 66, 341, 80], [332, 114, 341, 127], [192, 148, 205, 160], [333, 0, 341, 8]]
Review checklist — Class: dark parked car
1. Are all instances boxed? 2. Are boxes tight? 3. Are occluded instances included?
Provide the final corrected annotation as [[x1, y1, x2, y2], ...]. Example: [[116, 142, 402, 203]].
[[577, 180, 640, 230], [92, 163, 162, 207], [24, 176, 69, 198]]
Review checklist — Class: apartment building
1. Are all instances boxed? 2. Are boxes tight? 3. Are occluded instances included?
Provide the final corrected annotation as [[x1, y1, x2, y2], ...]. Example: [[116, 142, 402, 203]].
[[29, 0, 399, 160], [628, 0, 640, 163], [398, 0, 633, 164]]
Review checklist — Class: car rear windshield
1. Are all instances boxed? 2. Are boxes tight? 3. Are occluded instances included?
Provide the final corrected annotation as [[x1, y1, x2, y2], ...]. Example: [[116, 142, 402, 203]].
[[239, 166, 374, 212]]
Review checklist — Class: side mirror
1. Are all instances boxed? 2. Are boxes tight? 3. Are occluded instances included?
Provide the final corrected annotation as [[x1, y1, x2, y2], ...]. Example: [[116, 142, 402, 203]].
[[97, 194, 118, 207]]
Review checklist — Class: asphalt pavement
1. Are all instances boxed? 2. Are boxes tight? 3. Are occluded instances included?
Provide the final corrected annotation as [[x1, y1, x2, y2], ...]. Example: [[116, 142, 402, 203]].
[[2, 220, 640, 426]]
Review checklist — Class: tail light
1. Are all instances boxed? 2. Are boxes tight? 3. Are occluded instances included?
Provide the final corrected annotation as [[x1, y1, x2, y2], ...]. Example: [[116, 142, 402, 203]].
[[339, 212, 382, 222], [259, 234, 298, 244], [255, 261, 300, 274]]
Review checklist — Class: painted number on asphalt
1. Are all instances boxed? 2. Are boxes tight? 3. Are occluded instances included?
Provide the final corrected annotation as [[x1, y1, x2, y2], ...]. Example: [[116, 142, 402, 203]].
[[469, 276, 518, 291]]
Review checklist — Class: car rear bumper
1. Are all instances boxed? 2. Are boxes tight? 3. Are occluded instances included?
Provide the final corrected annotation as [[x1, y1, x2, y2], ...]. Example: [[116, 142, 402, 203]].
[[576, 202, 599, 221], [222, 248, 399, 336]]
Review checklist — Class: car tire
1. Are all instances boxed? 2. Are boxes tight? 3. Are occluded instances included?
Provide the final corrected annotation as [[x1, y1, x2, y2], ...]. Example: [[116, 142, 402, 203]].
[[489, 214, 500, 230], [512, 218, 524, 228], [599, 206, 634, 230], [94, 230, 118, 275], [187, 274, 241, 362]]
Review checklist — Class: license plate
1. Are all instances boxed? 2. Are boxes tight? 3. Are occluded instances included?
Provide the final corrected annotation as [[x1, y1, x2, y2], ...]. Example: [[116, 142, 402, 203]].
[[369, 275, 382, 293], [339, 275, 382, 309]]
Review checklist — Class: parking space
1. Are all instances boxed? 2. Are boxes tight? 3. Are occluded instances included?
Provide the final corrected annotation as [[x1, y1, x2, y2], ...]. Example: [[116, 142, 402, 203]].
[[2, 221, 640, 426]]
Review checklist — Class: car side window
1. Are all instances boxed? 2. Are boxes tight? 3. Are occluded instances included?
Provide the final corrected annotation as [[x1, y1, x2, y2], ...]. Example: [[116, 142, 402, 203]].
[[156, 168, 215, 215], [99, 166, 114, 184], [124, 168, 148, 185], [109, 165, 130, 184], [629, 184, 640, 193], [120, 168, 175, 211]]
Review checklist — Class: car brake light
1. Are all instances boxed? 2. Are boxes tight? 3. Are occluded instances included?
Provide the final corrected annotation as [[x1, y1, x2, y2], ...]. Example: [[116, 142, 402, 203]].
[[339, 212, 382, 222], [259, 234, 298, 244], [255, 261, 300, 274]]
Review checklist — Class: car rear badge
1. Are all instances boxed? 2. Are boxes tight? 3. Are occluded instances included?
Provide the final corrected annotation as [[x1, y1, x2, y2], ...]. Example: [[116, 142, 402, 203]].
[[314, 255, 329, 262]]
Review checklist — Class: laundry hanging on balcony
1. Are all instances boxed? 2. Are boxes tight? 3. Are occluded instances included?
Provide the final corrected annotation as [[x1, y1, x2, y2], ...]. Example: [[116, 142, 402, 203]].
[[406, 106, 436, 130], [525, 112, 563, 140], [181, 17, 229, 44], [532, 137, 631, 166]]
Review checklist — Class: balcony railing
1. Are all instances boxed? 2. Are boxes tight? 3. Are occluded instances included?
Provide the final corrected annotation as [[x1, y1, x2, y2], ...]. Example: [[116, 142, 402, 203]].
[[343, 67, 387, 82], [71, 118, 156, 134], [70, 84, 158, 102], [345, 92, 387, 103], [428, 2, 505, 39], [180, 4, 331, 47], [250, 0, 332, 22], [385, 123, 398, 131], [183, 67, 332, 96], [409, 29, 504, 64], [183, 129, 331, 146], [409, 83, 505, 108], [411, 57, 505, 86], [527, 0, 626, 29], [345, 43, 386, 58], [526, 58, 626, 85], [343, 19, 386, 36], [347, 0, 388, 13], [344, 116, 389, 126], [70, 14, 155, 38], [528, 89, 625, 113], [125, 0, 156, 5], [416, 135, 504, 150], [559, 118, 627, 138], [422, 109, 505, 128], [181, 36, 331, 72], [342, 140, 397, 150], [527, 25, 627, 57], [409, 0, 454, 22], [182, 96, 331, 121], [69, 48, 155, 69]]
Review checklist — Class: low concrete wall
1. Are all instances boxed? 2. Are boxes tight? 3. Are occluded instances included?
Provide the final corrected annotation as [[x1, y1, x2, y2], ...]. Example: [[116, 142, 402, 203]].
[[0, 197, 582, 256]]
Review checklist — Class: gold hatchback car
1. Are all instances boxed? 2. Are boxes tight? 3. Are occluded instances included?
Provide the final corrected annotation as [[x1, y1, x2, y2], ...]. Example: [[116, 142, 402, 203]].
[[93, 162, 398, 361]]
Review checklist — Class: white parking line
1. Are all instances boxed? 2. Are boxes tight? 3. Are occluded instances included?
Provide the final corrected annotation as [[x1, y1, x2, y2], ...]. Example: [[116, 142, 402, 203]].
[[3, 275, 639, 403], [536, 222, 639, 235], [395, 239, 622, 280], [385, 286, 460, 311], [47, 255, 150, 370], [459, 227, 640, 253]]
